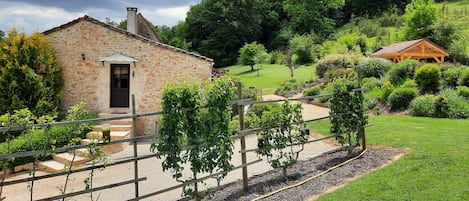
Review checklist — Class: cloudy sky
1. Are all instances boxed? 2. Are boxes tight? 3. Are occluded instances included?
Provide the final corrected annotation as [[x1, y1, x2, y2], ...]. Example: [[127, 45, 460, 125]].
[[0, 0, 202, 34]]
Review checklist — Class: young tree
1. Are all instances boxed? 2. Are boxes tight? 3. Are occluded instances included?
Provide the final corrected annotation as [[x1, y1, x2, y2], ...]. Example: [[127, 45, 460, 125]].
[[238, 42, 268, 71], [0, 29, 64, 117], [402, 0, 437, 40]]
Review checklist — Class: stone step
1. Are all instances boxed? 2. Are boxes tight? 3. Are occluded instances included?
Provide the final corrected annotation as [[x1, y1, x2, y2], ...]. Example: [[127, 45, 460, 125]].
[[38, 160, 67, 173], [80, 139, 102, 145], [109, 131, 130, 140], [74, 148, 90, 157], [100, 142, 128, 154], [53, 153, 90, 166], [92, 124, 132, 132]]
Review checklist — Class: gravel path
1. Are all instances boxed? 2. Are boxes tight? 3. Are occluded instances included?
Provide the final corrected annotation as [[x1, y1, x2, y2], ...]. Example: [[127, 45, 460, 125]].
[[204, 147, 405, 201], [1, 93, 337, 201]]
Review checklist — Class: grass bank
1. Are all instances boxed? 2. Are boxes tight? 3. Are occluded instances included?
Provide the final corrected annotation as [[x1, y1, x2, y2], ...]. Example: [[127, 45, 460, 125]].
[[221, 64, 316, 95], [308, 115, 469, 200]]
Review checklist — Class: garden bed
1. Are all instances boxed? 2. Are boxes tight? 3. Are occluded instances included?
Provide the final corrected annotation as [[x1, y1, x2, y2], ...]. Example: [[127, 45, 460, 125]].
[[199, 146, 405, 201]]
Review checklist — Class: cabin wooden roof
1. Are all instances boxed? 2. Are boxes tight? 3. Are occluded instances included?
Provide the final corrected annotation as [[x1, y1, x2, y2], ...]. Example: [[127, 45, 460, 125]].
[[371, 39, 449, 63]]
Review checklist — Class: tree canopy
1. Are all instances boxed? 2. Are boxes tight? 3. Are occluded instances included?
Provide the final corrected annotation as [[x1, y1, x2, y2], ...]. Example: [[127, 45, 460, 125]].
[[0, 29, 64, 117]]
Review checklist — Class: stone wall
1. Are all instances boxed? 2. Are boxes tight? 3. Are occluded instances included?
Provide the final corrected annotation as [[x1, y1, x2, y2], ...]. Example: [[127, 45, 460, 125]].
[[46, 19, 212, 134]]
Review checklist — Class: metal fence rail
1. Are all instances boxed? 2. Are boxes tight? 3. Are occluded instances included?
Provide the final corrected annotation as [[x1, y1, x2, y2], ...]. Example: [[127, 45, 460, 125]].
[[0, 85, 359, 200]]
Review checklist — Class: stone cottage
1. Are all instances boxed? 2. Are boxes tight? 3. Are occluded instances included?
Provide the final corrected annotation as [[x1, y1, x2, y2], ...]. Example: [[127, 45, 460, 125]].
[[44, 8, 213, 134]]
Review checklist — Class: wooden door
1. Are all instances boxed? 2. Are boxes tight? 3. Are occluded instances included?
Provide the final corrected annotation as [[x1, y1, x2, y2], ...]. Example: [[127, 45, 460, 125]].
[[110, 64, 130, 107]]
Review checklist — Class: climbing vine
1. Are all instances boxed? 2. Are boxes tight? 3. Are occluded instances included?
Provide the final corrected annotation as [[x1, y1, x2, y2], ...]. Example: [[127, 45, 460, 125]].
[[329, 78, 368, 153], [256, 101, 308, 178], [151, 77, 235, 199]]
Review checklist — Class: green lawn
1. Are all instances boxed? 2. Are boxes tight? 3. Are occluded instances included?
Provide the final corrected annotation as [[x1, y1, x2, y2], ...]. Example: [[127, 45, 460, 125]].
[[308, 115, 469, 201], [221, 64, 316, 94]]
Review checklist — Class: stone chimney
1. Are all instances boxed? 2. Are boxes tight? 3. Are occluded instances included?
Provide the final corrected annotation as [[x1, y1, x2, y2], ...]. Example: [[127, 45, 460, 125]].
[[127, 7, 137, 34]]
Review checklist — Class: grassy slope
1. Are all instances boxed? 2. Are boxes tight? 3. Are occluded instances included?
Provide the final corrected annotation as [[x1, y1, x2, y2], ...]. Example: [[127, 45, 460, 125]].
[[221, 64, 316, 94], [308, 115, 469, 201]]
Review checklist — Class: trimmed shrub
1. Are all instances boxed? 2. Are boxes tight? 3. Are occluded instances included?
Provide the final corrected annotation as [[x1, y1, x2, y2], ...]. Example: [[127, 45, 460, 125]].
[[387, 60, 421, 85], [269, 50, 286, 64], [316, 53, 364, 78], [274, 78, 303, 95], [388, 87, 418, 111], [380, 81, 395, 102], [410, 95, 436, 117], [415, 64, 441, 94], [324, 68, 357, 83], [459, 69, 469, 87], [441, 67, 463, 88], [361, 77, 382, 90], [363, 92, 379, 110], [357, 58, 392, 78], [248, 102, 281, 118], [440, 89, 469, 119], [457, 86, 469, 100], [303, 86, 321, 97], [434, 96, 450, 118]]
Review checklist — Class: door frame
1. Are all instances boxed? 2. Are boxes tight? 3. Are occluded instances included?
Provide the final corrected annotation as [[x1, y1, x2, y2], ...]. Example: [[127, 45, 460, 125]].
[[110, 64, 130, 108]]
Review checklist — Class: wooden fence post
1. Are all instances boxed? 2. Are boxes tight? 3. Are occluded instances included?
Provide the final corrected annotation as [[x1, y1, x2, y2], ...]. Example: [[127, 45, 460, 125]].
[[237, 82, 248, 191], [132, 95, 139, 199]]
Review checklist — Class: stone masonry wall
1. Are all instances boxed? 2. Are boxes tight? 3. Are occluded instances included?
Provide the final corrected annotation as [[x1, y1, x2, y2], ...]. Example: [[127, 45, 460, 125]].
[[46, 20, 212, 134]]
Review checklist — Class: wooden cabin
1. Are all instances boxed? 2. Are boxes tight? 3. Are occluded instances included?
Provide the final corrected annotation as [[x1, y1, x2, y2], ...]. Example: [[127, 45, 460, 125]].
[[371, 39, 449, 63]]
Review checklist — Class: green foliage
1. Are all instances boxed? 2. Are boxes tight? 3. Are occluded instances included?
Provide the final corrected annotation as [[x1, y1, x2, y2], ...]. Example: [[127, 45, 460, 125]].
[[357, 58, 392, 78], [269, 50, 286, 64], [303, 86, 321, 97], [284, 0, 345, 36], [440, 89, 469, 119], [324, 68, 357, 83], [152, 77, 235, 196], [0, 103, 94, 168], [386, 60, 421, 85], [0, 29, 64, 117], [185, 0, 264, 67], [288, 34, 316, 64], [318, 84, 335, 104], [238, 42, 268, 71], [329, 78, 367, 151], [248, 102, 281, 118], [410, 95, 436, 117], [457, 86, 469, 100], [256, 101, 307, 169], [402, 0, 438, 40], [274, 78, 303, 95], [459, 68, 469, 87], [380, 81, 395, 101], [361, 77, 383, 90], [434, 95, 450, 118], [414, 64, 441, 94], [441, 66, 464, 88], [388, 87, 418, 111], [316, 53, 364, 78]]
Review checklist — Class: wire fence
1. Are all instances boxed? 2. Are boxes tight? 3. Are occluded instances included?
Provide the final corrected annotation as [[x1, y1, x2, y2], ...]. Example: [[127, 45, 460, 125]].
[[0, 85, 364, 200]]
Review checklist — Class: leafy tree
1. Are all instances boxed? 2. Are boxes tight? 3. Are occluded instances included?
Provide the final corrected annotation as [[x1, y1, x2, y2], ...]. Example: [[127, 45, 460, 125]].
[[238, 42, 268, 71], [329, 78, 367, 153], [152, 77, 235, 198], [0, 29, 64, 117], [343, 0, 409, 20], [0, 30, 4, 40], [283, 0, 345, 37], [288, 34, 315, 64], [402, 0, 438, 40], [256, 101, 307, 179], [185, 0, 264, 67]]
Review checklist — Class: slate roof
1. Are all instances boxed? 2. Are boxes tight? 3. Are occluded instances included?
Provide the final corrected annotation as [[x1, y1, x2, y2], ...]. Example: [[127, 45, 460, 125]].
[[43, 15, 212, 62]]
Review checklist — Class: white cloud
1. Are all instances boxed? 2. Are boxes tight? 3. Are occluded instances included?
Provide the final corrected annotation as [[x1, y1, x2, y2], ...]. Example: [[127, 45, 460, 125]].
[[142, 6, 190, 26], [0, 2, 85, 33]]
